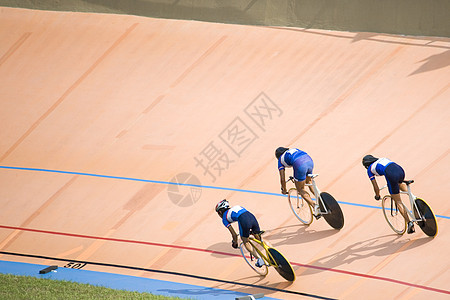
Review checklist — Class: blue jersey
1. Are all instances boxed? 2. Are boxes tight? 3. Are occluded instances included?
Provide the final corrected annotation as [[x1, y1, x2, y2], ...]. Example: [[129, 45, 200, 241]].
[[278, 148, 308, 170], [222, 205, 247, 228], [367, 158, 394, 180]]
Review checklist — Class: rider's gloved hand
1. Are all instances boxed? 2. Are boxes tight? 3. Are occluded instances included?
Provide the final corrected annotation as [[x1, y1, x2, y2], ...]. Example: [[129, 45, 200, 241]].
[[232, 240, 238, 249], [281, 187, 287, 195], [374, 195, 381, 200]]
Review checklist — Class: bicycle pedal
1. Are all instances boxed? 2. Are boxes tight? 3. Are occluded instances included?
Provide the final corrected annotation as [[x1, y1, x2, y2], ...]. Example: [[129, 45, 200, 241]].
[[314, 214, 322, 220], [407, 222, 415, 234], [255, 258, 265, 268]]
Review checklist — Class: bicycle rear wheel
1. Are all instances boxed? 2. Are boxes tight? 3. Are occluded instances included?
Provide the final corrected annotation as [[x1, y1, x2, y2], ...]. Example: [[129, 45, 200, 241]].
[[239, 242, 268, 276], [413, 198, 438, 237], [381, 195, 407, 235], [288, 188, 313, 225], [319, 192, 344, 229], [267, 247, 295, 281]]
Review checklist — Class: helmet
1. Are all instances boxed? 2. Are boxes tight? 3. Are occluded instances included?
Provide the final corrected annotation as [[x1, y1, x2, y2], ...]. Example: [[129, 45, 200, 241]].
[[362, 155, 378, 169], [275, 147, 289, 159], [215, 199, 230, 214]]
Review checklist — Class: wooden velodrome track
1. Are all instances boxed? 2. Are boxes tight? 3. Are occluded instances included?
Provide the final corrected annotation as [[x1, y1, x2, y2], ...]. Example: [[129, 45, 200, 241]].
[[1, 6, 449, 299]]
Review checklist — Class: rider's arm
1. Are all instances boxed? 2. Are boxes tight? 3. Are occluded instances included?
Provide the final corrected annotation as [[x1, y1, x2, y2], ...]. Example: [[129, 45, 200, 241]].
[[279, 169, 287, 194], [371, 178, 380, 198], [227, 225, 238, 244]]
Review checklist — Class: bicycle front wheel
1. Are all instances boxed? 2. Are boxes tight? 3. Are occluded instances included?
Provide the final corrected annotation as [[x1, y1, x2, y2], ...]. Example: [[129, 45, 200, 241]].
[[414, 198, 438, 237], [319, 192, 344, 229], [288, 188, 313, 225], [267, 248, 296, 282], [382, 195, 407, 235], [239, 242, 268, 276]]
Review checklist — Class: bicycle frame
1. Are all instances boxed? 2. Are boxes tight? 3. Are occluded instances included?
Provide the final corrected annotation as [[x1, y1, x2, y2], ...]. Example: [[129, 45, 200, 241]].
[[247, 237, 276, 267], [381, 184, 424, 222], [289, 174, 332, 215]]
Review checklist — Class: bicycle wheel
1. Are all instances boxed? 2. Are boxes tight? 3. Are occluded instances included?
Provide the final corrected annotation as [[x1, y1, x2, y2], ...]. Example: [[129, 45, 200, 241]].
[[319, 192, 344, 229], [413, 198, 438, 237], [381, 195, 407, 235], [239, 242, 268, 276], [288, 188, 313, 225], [267, 248, 296, 281]]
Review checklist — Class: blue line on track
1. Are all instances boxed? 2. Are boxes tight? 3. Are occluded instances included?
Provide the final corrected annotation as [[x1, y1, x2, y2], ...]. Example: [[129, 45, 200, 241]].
[[1, 165, 449, 220]]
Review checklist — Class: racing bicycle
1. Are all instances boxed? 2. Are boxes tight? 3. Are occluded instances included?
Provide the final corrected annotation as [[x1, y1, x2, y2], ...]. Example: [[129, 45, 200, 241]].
[[380, 180, 437, 237], [239, 231, 295, 281], [286, 175, 344, 229]]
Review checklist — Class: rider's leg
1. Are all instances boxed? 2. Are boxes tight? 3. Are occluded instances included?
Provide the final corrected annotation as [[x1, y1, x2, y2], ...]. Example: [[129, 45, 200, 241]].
[[385, 164, 413, 232], [292, 156, 315, 208], [241, 237, 255, 256], [242, 236, 264, 266], [391, 193, 410, 222], [294, 180, 315, 208], [399, 182, 407, 192], [305, 176, 314, 194], [391, 193, 414, 233], [240, 213, 264, 265]]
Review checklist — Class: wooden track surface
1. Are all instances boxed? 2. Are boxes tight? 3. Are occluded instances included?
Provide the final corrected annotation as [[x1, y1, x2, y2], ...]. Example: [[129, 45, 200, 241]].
[[0, 7, 449, 299]]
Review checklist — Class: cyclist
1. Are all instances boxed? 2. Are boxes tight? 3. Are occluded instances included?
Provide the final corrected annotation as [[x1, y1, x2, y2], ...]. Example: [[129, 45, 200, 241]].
[[275, 147, 321, 218], [215, 199, 265, 267], [362, 155, 414, 234]]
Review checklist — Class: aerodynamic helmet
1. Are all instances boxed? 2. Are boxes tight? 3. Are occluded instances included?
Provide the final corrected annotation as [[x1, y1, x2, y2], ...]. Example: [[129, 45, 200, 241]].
[[275, 147, 289, 159], [362, 155, 378, 169], [215, 199, 230, 216]]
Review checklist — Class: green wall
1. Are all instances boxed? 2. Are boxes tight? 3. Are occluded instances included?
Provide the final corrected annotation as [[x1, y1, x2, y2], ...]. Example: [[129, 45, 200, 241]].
[[1, 0, 449, 37]]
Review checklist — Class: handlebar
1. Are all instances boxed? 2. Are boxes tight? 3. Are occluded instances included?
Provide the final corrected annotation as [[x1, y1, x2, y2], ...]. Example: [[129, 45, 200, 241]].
[[286, 174, 319, 183]]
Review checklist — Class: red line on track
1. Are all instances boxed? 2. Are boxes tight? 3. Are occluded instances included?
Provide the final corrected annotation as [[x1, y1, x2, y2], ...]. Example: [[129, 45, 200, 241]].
[[1, 224, 448, 295]]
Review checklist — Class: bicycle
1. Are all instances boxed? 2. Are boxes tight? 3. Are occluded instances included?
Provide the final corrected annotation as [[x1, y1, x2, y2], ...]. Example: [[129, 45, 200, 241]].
[[286, 175, 344, 229], [380, 180, 438, 237], [239, 231, 295, 281]]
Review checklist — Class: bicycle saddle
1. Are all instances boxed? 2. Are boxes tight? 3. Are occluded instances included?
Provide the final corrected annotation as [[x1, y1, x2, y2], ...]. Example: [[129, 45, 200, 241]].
[[403, 180, 414, 185]]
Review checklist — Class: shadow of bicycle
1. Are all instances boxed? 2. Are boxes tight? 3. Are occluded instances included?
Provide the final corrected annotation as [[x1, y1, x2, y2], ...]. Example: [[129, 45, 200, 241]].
[[204, 224, 337, 258], [263, 224, 340, 247], [299, 234, 433, 276], [210, 275, 295, 299]]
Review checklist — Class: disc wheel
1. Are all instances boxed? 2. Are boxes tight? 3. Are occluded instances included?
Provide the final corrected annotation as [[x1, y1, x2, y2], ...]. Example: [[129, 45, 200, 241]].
[[382, 195, 407, 235], [288, 188, 313, 225], [319, 192, 344, 229], [267, 248, 296, 281], [239, 242, 268, 276], [413, 198, 438, 237]]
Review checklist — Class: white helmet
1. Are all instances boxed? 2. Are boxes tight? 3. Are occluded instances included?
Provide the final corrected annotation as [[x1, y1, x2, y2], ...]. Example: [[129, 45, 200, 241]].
[[215, 199, 229, 213]]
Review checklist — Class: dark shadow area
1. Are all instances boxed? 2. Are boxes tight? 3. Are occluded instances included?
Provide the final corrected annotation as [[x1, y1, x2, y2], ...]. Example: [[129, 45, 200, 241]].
[[212, 278, 277, 298], [300, 234, 434, 276], [157, 287, 243, 297], [206, 242, 241, 258], [205, 224, 339, 258], [212, 277, 312, 299], [351, 32, 379, 43], [410, 50, 450, 76], [265, 224, 340, 247]]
